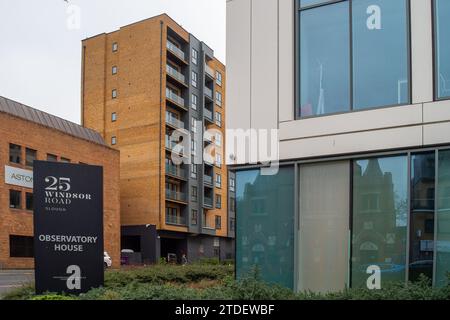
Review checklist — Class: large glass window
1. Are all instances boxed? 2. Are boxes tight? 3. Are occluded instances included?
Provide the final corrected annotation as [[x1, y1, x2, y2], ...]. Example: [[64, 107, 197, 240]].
[[437, 150, 450, 287], [299, 1, 350, 117], [9, 235, 34, 258], [409, 152, 435, 282], [236, 167, 295, 289], [351, 155, 408, 288], [434, 0, 450, 99], [297, 0, 410, 118], [352, 0, 409, 109]]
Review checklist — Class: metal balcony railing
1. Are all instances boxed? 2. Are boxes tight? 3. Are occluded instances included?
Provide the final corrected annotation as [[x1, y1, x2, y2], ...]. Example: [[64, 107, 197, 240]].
[[166, 41, 185, 61], [204, 108, 213, 121], [204, 174, 213, 185], [204, 87, 213, 99], [166, 189, 187, 202], [204, 196, 213, 207], [165, 164, 187, 179], [166, 64, 186, 84], [205, 64, 214, 78], [166, 88, 185, 106], [165, 116, 185, 129], [165, 213, 187, 226]]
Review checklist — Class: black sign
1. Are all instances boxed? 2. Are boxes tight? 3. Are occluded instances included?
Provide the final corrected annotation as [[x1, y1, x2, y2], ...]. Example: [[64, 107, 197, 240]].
[[33, 161, 104, 294]]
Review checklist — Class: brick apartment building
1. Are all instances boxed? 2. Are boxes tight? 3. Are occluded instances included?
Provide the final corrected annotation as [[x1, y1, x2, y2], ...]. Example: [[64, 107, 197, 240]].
[[0, 96, 120, 269], [81, 14, 234, 263]]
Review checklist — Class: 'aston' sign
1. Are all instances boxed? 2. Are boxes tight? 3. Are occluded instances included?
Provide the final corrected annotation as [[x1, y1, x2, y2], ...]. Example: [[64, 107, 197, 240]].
[[33, 161, 104, 294]]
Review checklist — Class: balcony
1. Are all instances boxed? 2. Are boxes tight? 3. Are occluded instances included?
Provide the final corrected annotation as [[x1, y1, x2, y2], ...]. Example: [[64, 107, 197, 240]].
[[166, 164, 187, 180], [166, 88, 187, 110], [204, 87, 213, 100], [205, 64, 214, 79], [166, 64, 186, 85], [204, 108, 213, 122], [166, 40, 186, 62], [165, 116, 185, 130], [204, 196, 213, 208], [204, 174, 213, 186], [166, 213, 187, 226], [166, 189, 187, 203]]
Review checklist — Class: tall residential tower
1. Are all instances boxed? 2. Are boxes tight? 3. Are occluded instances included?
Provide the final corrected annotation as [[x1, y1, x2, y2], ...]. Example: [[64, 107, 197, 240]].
[[82, 14, 234, 263]]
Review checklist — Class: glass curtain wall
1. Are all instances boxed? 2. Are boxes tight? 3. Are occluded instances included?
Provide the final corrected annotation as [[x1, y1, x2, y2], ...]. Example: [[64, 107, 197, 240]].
[[437, 150, 450, 287], [434, 0, 450, 99], [409, 153, 436, 282], [236, 167, 295, 289], [298, 0, 410, 118], [351, 156, 408, 287]]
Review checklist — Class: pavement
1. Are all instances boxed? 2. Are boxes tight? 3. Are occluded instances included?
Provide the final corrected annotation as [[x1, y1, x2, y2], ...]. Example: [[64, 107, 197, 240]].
[[0, 270, 34, 297]]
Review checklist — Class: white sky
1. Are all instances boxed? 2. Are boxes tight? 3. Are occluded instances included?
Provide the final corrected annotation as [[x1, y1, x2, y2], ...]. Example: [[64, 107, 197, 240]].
[[0, 0, 226, 124]]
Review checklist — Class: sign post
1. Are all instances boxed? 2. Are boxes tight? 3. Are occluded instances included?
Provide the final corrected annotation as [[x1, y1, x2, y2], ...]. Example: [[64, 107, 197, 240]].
[[33, 161, 104, 294]]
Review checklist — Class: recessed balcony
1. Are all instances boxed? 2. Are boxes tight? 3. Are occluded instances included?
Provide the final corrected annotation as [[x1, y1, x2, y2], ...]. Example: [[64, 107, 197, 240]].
[[165, 164, 187, 180], [166, 64, 187, 87], [166, 88, 187, 111], [165, 189, 187, 203], [205, 64, 214, 79], [166, 40, 187, 64]]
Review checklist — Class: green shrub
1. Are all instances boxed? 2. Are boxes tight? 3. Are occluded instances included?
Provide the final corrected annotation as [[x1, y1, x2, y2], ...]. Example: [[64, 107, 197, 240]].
[[1, 284, 35, 300], [31, 294, 77, 301]]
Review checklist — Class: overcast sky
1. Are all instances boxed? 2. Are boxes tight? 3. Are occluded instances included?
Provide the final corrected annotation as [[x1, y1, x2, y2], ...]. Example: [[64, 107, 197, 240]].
[[0, 0, 226, 124]]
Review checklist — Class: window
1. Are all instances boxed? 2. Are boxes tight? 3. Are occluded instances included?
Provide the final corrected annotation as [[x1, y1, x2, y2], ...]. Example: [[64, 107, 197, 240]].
[[215, 91, 222, 106], [9, 236, 34, 258], [192, 71, 198, 88], [351, 155, 408, 288], [215, 133, 222, 147], [215, 112, 222, 127], [297, 0, 410, 118], [112, 42, 118, 52], [112, 66, 118, 75], [230, 198, 236, 212], [60, 157, 71, 163], [215, 215, 222, 230], [215, 194, 222, 209], [434, 0, 450, 99], [47, 154, 57, 162], [191, 186, 198, 202], [191, 164, 198, 179], [9, 143, 21, 164], [437, 150, 450, 287], [215, 153, 222, 168], [191, 118, 198, 133], [112, 89, 117, 99], [25, 148, 36, 167], [112, 112, 117, 122], [192, 48, 198, 65], [191, 94, 198, 110], [111, 136, 117, 145], [26, 193, 33, 211], [191, 139, 197, 156], [229, 218, 235, 232], [229, 177, 235, 192], [10, 190, 21, 209], [236, 167, 295, 289], [216, 71, 222, 86], [191, 210, 198, 225], [215, 174, 222, 188]]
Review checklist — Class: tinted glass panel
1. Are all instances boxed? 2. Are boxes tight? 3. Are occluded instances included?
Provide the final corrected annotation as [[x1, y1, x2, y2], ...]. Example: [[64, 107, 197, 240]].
[[352, 0, 409, 109], [437, 150, 450, 287], [300, 2, 350, 117], [435, 0, 450, 99], [300, 0, 330, 8], [236, 167, 295, 289], [352, 156, 408, 288], [409, 152, 435, 282]]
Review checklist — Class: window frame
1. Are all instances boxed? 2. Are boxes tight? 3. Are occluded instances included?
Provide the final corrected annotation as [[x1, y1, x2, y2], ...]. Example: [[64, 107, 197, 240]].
[[295, 0, 412, 119], [9, 190, 22, 210]]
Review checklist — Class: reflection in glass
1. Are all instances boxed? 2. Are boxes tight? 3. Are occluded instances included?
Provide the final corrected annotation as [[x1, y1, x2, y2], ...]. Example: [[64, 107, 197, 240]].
[[435, 0, 450, 99], [299, 2, 350, 117], [437, 150, 450, 287], [352, 0, 409, 109], [351, 156, 408, 288], [409, 153, 435, 282], [236, 167, 295, 289]]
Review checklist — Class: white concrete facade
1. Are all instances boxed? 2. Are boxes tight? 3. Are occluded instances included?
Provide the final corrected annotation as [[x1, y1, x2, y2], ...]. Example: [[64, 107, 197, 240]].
[[226, 0, 450, 164]]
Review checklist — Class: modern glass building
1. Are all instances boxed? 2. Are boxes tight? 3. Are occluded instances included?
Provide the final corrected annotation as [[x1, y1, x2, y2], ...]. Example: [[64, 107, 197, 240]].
[[227, 0, 450, 291]]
